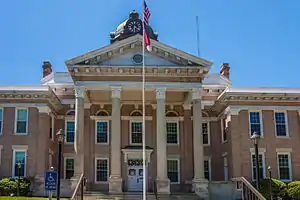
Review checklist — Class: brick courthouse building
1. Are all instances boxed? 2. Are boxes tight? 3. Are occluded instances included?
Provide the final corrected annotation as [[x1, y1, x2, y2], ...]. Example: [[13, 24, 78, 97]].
[[0, 11, 299, 197]]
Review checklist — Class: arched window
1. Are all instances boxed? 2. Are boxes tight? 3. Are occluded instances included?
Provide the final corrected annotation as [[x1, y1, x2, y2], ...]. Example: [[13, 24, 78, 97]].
[[96, 110, 109, 116], [66, 110, 75, 116], [165, 110, 179, 117], [130, 110, 143, 117]]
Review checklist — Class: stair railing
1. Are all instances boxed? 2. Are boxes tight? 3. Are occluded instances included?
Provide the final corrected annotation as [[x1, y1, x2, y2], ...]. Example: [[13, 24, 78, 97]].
[[232, 177, 266, 200], [71, 173, 85, 200]]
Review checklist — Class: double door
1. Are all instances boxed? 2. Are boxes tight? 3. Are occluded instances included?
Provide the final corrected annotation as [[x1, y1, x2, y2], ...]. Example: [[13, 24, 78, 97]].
[[127, 159, 147, 192]]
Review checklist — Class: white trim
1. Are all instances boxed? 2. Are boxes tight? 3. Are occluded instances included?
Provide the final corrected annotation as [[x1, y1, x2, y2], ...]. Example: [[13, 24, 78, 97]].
[[250, 148, 266, 153], [14, 108, 28, 135], [65, 119, 75, 144], [223, 156, 228, 181], [38, 106, 51, 113], [222, 87, 300, 94], [276, 148, 292, 153], [0, 103, 48, 108], [64, 156, 75, 179], [65, 109, 75, 116], [167, 158, 180, 184], [166, 118, 180, 145], [202, 122, 211, 146], [12, 147, 27, 178], [95, 120, 110, 145], [90, 116, 111, 120], [274, 111, 289, 138], [121, 149, 153, 163], [248, 110, 264, 137], [204, 157, 212, 181], [122, 116, 152, 121], [95, 110, 110, 116], [130, 120, 143, 145], [250, 152, 266, 181], [190, 116, 218, 122], [228, 105, 300, 111], [94, 157, 109, 184], [277, 152, 292, 182], [220, 118, 227, 143], [51, 115, 54, 141], [0, 107, 3, 135]]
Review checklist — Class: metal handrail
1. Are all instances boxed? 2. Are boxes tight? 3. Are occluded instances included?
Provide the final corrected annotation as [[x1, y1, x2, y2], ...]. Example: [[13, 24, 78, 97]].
[[71, 173, 85, 200], [153, 180, 158, 200], [232, 177, 266, 200]]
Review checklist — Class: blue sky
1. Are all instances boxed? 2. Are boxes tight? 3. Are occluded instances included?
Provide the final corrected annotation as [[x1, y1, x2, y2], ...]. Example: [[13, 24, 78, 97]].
[[0, 0, 299, 87]]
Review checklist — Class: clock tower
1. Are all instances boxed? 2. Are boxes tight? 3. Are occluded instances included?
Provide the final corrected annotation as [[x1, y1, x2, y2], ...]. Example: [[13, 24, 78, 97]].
[[110, 10, 158, 43]]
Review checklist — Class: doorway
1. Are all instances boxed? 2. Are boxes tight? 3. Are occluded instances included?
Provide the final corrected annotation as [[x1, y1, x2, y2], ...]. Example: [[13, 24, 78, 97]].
[[127, 159, 147, 192]]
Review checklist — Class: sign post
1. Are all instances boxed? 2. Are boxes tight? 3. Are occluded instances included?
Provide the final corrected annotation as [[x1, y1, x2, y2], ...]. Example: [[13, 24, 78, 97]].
[[44, 170, 58, 200]]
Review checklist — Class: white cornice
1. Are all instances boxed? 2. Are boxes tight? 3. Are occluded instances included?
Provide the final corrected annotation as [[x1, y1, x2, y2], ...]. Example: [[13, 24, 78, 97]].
[[250, 148, 266, 153], [229, 105, 300, 111], [121, 116, 152, 121], [224, 87, 300, 94], [38, 106, 51, 113], [0, 85, 49, 91], [0, 103, 48, 108]]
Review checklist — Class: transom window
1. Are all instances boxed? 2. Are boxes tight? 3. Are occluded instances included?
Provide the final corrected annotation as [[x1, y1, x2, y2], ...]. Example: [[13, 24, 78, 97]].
[[66, 121, 75, 143], [167, 159, 179, 183], [251, 153, 265, 180], [275, 112, 288, 137], [65, 158, 74, 179], [166, 121, 178, 144], [131, 121, 142, 144], [96, 121, 109, 144], [249, 112, 262, 136], [15, 108, 28, 134], [95, 158, 109, 182], [66, 110, 75, 116], [202, 123, 210, 145], [277, 153, 292, 181], [0, 108, 2, 134], [204, 159, 211, 180], [13, 150, 26, 178]]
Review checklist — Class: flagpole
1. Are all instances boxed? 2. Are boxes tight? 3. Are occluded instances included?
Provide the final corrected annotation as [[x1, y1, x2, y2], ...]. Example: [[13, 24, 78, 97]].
[[142, 1, 147, 200]]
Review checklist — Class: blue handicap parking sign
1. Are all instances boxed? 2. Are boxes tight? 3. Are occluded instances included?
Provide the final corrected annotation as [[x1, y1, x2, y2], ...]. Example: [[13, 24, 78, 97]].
[[44, 171, 58, 191]]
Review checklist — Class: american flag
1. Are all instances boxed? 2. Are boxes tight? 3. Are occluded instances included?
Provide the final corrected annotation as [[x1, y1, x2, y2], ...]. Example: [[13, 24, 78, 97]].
[[143, 0, 151, 51]]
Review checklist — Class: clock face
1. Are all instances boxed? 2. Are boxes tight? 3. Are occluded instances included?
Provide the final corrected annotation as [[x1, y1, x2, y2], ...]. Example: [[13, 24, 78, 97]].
[[127, 20, 142, 33]]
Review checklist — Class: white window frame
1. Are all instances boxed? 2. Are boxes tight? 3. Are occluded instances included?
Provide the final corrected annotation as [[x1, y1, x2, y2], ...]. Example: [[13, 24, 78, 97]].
[[202, 122, 211, 146], [130, 119, 143, 145], [166, 118, 180, 145], [274, 111, 289, 138], [221, 117, 228, 143], [0, 107, 3, 135], [95, 120, 110, 145], [14, 108, 28, 135], [167, 158, 180, 184], [64, 156, 74, 179], [65, 120, 75, 144], [48, 149, 53, 169], [50, 115, 54, 141], [248, 110, 264, 137], [12, 146, 28, 178], [277, 152, 292, 182], [204, 157, 212, 181], [250, 152, 266, 181], [94, 157, 109, 184]]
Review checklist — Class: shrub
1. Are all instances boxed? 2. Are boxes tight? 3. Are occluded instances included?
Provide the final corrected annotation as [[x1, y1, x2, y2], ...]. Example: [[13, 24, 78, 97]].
[[258, 178, 287, 200], [287, 181, 300, 199], [0, 178, 31, 196]]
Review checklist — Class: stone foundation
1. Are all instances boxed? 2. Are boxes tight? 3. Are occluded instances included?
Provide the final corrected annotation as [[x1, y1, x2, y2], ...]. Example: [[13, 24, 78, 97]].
[[156, 178, 170, 194], [193, 179, 209, 200], [109, 175, 123, 194]]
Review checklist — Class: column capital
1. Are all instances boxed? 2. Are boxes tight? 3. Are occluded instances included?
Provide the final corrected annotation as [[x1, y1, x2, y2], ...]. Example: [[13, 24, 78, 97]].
[[191, 88, 202, 100], [111, 87, 122, 99], [74, 86, 85, 98], [156, 88, 166, 100]]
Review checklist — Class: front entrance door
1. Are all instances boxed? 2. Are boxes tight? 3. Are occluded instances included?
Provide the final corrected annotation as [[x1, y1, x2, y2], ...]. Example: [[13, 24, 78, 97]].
[[127, 159, 147, 192]]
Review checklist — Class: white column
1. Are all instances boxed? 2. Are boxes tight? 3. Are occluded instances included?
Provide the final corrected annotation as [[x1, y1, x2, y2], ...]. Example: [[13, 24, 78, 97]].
[[74, 86, 85, 177], [155, 88, 170, 194], [109, 87, 123, 193], [192, 88, 205, 180]]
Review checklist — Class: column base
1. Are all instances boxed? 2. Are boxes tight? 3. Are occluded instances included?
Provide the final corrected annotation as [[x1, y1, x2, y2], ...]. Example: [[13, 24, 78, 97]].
[[193, 178, 209, 200], [156, 178, 170, 194], [109, 175, 123, 194]]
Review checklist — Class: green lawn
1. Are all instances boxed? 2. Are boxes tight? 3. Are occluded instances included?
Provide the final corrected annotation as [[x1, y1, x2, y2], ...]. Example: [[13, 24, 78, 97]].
[[0, 197, 68, 200]]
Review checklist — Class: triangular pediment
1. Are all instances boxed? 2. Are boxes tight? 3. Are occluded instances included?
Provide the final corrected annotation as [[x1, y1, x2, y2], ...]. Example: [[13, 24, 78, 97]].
[[65, 35, 212, 68]]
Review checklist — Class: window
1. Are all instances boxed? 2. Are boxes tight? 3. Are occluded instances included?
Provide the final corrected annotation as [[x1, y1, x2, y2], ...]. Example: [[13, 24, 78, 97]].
[[204, 159, 211, 180], [249, 111, 262, 136], [251, 153, 265, 180], [202, 122, 210, 145], [65, 121, 75, 143], [0, 108, 2, 134], [277, 153, 292, 181], [15, 108, 28, 134], [223, 156, 229, 181], [96, 121, 109, 144], [275, 112, 288, 137], [167, 159, 179, 183], [166, 121, 179, 144], [12, 149, 26, 178], [131, 121, 142, 144], [95, 158, 109, 183], [221, 118, 227, 142], [65, 158, 74, 179], [49, 116, 54, 140]]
